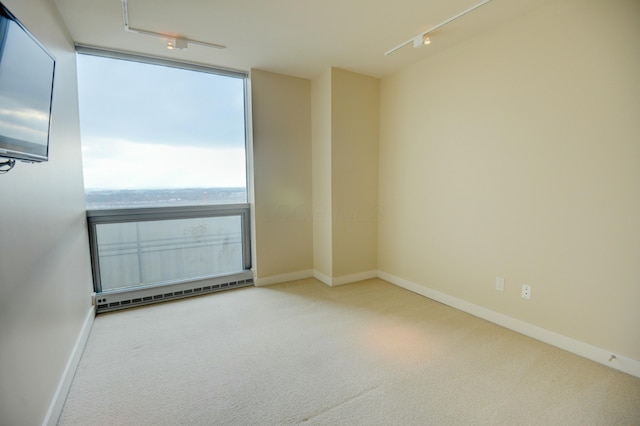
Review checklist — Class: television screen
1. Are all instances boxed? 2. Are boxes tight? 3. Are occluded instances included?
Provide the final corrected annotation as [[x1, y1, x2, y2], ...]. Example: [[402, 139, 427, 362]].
[[0, 2, 55, 163]]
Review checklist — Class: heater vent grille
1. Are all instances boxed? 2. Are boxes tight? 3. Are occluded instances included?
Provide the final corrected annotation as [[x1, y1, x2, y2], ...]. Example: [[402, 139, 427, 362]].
[[96, 277, 254, 313]]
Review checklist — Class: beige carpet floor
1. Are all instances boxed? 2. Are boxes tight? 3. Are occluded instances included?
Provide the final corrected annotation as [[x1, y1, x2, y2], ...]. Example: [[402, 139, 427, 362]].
[[58, 278, 640, 425]]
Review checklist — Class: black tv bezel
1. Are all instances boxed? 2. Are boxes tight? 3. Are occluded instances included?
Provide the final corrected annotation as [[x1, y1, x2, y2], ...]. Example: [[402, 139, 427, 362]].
[[0, 1, 56, 163]]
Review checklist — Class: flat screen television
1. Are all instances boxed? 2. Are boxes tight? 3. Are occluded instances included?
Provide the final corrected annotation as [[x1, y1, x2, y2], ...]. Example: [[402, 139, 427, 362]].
[[0, 1, 55, 163]]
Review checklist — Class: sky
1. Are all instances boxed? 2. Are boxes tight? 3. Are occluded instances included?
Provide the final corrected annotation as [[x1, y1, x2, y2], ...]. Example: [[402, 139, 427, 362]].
[[77, 54, 246, 190]]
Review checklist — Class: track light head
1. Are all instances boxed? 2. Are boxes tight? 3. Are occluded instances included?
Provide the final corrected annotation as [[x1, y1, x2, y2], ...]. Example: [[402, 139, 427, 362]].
[[167, 37, 188, 50], [412, 34, 431, 48]]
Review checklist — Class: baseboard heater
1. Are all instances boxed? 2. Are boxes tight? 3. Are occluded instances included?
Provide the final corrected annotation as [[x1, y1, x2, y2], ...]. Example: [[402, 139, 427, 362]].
[[94, 271, 254, 313]]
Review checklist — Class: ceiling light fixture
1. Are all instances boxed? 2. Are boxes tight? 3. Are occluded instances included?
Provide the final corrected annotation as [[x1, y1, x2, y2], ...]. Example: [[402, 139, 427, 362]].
[[121, 0, 225, 51], [385, 0, 494, 56], [413, 34, 430, 48], [167, 37, 188, 50]]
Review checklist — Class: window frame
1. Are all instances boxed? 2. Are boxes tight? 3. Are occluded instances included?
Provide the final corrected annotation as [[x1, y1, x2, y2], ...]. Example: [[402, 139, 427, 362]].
[[77, 47, 253, 310]]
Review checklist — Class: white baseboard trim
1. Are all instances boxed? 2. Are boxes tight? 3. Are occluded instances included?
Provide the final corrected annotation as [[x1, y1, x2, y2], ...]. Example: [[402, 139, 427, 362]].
[[332, 270, 379, 287], [312, 270, 378, 287], [42, 305, 95, 426], [254, 270, 314, 286], [377, 270, 640, 379], [312, 270, 332, 286]]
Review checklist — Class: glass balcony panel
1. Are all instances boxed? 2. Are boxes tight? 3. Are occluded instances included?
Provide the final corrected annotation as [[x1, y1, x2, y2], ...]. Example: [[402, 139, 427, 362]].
[[96, 215, 243, 292]]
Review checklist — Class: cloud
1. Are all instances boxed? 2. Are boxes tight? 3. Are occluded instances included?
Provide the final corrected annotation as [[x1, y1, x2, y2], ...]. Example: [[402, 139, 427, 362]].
[[82, 137, 246, 190], [77, 54, 246, 149]]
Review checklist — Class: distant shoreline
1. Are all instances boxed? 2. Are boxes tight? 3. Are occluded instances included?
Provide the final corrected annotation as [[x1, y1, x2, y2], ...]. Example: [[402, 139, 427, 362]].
[[85, 187, 247, 209]]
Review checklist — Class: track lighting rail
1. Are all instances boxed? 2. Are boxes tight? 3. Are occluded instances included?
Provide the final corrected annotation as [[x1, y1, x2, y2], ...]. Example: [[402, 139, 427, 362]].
[[384, 0, 494, 56]]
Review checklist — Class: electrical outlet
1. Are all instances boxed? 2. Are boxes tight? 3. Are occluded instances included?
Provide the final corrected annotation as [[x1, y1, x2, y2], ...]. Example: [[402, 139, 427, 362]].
[[495, 277, 505, 292], [521, 284, 531, 300]]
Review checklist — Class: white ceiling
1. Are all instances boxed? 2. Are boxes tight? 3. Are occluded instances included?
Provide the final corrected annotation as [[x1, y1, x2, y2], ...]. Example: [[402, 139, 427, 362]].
[[53, 0, 551, 79]]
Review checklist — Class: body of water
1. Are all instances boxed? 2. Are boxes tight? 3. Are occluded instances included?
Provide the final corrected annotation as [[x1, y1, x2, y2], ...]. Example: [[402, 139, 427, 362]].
[[86, 187, 247, 209]]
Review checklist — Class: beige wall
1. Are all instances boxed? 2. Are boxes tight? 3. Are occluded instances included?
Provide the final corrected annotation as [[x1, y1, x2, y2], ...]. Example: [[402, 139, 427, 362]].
[[379, 0, 640, 360], [330, 69, 379, 277], [311, 69, 333, 277], [311, 68, 380, 282], [251, 69, 313, 279], [0, 0, 94, 424]]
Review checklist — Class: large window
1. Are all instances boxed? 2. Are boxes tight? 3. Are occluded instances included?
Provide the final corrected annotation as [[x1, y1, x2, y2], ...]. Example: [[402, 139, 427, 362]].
[[77, 50, 247, 209], [77, 49, 252, 311]]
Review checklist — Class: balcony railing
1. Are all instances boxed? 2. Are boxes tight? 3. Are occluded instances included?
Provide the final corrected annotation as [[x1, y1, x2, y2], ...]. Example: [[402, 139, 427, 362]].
[[87, 204, 252, 312]]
